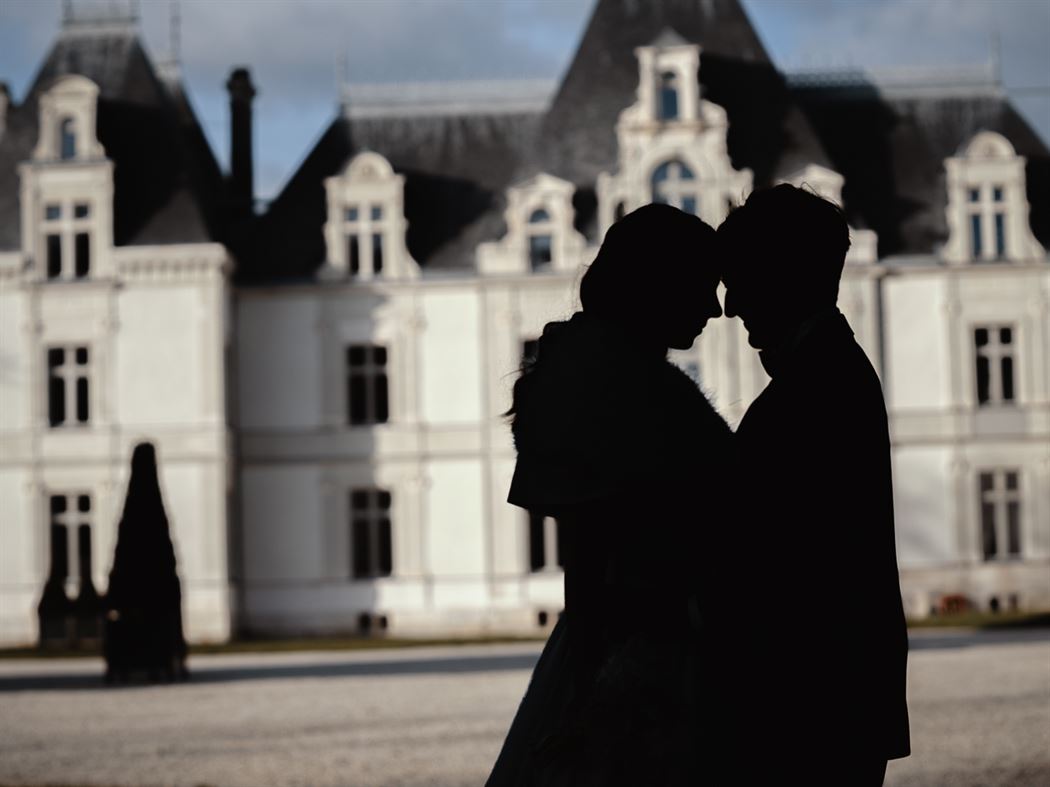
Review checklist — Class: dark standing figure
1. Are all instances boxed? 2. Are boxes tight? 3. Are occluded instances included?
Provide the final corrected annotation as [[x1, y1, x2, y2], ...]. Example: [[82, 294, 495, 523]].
[[487, 204, 731, 786], [718, 185, 910, 785], [104, 442, 189, 683]]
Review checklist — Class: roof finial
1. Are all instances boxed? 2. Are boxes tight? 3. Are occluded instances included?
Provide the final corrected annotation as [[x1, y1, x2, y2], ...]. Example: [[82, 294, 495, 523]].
[[989, 29, 1002, 86], [336, 52, 350, 114], [170, 0, 181, 64]]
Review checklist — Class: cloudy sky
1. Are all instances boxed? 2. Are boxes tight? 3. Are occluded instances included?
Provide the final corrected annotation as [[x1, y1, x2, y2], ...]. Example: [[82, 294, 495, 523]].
[[2, 0, 1047, 201]]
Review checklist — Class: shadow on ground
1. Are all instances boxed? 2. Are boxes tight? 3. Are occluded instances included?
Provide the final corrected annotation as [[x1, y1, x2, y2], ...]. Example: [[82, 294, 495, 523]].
[[0, 650, 542, 693]]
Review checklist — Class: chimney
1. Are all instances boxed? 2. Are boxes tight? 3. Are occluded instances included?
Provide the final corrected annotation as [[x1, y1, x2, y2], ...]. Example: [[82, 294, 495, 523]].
[[226, 67, 256, 219], [0, 83, 9, 141]]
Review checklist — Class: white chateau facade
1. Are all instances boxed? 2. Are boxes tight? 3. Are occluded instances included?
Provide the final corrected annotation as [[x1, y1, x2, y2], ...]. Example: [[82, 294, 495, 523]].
[[1, 2, 1048, 646]]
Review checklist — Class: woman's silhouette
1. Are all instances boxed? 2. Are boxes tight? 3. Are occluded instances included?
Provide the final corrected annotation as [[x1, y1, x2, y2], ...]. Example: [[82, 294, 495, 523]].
[[487, 204, 731, 785]]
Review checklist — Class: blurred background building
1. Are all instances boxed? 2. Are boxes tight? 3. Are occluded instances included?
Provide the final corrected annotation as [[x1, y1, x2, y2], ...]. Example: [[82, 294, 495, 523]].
[[1, 0, 1048, 646]]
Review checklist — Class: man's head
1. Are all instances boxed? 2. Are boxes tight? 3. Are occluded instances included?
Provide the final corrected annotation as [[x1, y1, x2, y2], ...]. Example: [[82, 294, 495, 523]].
[[718, 184, 850, 350]]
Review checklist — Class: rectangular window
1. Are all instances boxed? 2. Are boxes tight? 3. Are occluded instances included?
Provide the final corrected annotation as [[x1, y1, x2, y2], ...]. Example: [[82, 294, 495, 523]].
[[45, 204, 61, 221], [74, 232, 90, 277], [350, 488, 393, 578], [994, 213, 1005, 258], [992, 186, 1004, 202], [47, 493, 92, 589], [528, 512, 564, 572], [347, 234, 360, 276], [681, 196, 697, 216], [974, 326, 1015, 406], [346, 344, 389, 425], [47, 346, 90, 427], [979, 470, 1021, 561], [370, 205, 383, 221], [49, 495, 70, 583], [528, 234, 553, 272], [47, 234, 62, 279], [74, 203, 90, 219], [372, 233, 383, 274], [968, 188, 980, 203], [345, 206, 358, 222], [970, 213, 982, 258], [522, 339, 539, 366]]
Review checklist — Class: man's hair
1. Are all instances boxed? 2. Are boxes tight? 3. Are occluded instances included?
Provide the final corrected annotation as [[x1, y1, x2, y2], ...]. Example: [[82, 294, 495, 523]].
[[718, 184, 851, 302]]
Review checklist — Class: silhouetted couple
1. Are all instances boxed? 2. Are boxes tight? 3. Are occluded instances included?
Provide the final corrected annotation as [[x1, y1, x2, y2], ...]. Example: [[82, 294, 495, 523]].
[[487, 185, 910, 786]]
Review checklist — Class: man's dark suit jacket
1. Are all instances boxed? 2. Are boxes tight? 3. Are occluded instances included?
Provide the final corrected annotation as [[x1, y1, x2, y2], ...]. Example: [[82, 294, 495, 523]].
[[731, 310, 910, 767]]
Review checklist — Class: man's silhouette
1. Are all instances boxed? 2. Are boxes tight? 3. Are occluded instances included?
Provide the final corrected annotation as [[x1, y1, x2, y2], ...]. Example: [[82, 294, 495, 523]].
[[718, 185, 909, 785]]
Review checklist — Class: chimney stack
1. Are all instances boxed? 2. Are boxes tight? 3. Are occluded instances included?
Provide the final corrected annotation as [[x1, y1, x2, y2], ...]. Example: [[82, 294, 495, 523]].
[[0, 83, 10, 141], [226, 67, 256, 219]]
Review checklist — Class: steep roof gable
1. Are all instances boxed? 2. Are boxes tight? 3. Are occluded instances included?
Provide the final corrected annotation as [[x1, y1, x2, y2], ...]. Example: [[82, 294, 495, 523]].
[[532, 0, 831, 186], [0, 16, 224, 250]]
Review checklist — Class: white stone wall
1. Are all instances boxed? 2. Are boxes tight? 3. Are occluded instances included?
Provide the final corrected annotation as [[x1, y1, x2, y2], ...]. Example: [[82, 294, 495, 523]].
[[885, 263, 1050, 616], [0, 245, 232, 646]]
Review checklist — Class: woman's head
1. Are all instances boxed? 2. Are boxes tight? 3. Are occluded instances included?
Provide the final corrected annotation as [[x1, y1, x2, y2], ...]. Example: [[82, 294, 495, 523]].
[[580, 204, 721, 350]]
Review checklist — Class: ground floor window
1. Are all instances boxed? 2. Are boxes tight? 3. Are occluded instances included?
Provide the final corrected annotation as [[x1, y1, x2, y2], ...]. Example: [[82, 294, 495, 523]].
[[350, 488, 393, 578], [978, 469, 1021, 560]]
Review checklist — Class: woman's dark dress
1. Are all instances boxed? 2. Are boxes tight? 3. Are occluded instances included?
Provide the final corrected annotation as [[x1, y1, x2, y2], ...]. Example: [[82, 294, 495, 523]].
[[487, 312, 732, 786]]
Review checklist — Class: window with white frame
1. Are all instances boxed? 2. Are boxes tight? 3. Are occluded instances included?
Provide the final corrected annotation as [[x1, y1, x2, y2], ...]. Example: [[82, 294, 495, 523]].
[[48, 493, 93, 594], [59, 117, 76, 160], [346, 344, 389, 425], [974, 326, 1015, 406], [528, 512, 565, 572], [967, 185, 1008, 260], [659, 71, 679, 120], [47, 346, 90, 427], [343, 203, 387, 278], [978, 470, 1021, 560], [527, 208, 554, 272], [651, 159, 698, 215], [943, 131, 1045, 264], [350, 488, 393, 578], [42, 201, 92, 280]]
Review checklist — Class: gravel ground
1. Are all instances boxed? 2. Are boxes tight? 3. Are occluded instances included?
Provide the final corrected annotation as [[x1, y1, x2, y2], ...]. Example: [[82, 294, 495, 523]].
[[0, 629, 1047, 787]]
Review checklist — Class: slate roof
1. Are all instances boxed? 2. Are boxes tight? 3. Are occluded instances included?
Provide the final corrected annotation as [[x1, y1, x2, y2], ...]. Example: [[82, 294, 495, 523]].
[[791, 79, 1050, 257], [0, 19, 225, 251], [241, 110, 544, 282], [243, 0, 834, 282]]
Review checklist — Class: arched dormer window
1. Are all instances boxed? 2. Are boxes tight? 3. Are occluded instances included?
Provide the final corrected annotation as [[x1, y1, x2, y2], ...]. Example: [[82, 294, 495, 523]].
[[659, 71, 679, 121], [651, 159, 698, 215], [320, 151, 419, 281], [59, 117, 76, 160], [477, 173, 588, 275], [527, 208, 554, 272], [943, 131, 1045, 264]]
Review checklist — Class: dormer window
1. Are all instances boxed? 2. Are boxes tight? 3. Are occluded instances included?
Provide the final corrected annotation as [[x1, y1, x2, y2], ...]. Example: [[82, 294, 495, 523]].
[[342, 203, 386, 278], [527, 208, 554, 272], [943, 131, 1045, 264], [659, 71, 679, 120], [41, 201, 92, 280], [477, 173, 588, 276], [59, 117, 76, 160], [321, 152, 418, 281], [652, 159, 698, 215]]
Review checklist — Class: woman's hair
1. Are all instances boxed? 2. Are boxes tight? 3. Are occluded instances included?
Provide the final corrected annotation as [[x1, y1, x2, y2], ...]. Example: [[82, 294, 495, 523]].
[[580, 203, 716, 323]]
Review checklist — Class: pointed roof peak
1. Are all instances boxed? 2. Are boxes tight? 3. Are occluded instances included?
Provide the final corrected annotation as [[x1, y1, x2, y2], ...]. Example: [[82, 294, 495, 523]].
[[649, 27, 692, 49], [60, 0, 140, 38]]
